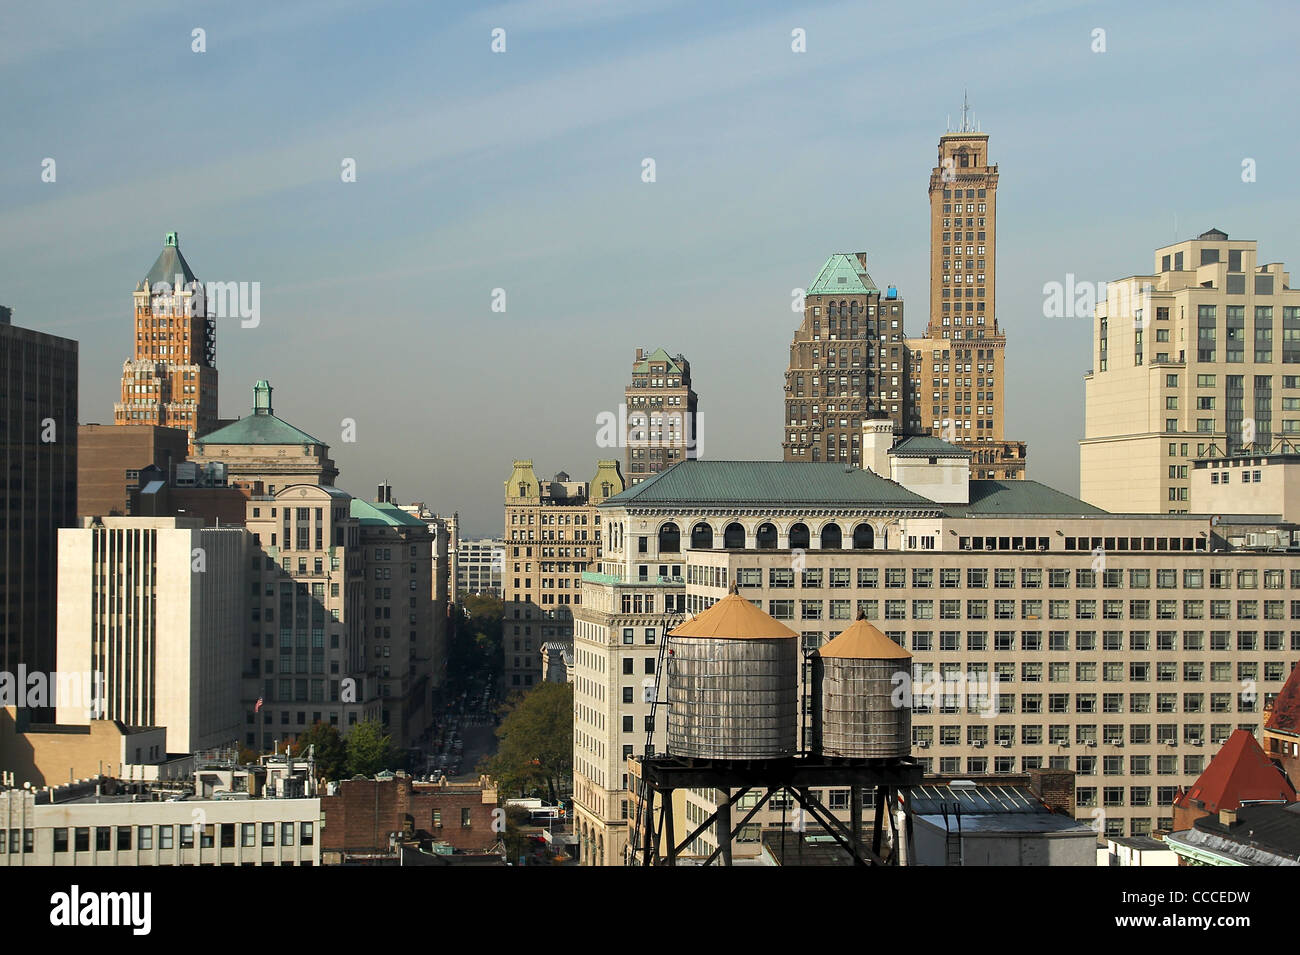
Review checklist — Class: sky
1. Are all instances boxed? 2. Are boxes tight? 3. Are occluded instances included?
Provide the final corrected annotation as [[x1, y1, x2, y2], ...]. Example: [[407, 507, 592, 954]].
[[4, 0, 1299, 537]]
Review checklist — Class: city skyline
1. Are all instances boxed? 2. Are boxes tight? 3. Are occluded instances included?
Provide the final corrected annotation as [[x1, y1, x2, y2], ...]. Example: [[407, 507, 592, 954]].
[[4, 0, 1298, 536]]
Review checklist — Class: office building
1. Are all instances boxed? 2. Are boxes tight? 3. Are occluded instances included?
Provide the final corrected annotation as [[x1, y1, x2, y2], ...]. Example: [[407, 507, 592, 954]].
[[906, 112, 1026, 477], [782, 253, 908, 462], [573, 438, 1300, 863], [625, 348, 698, 484], [0, 307, 78, 684], [191, 380, 338, 491], [77, 423, 188, 518], [457, 538, 504, 597], [55, 516, 248, 753], [1081, 229, 1300, 512], [502, 460, 624, 690]]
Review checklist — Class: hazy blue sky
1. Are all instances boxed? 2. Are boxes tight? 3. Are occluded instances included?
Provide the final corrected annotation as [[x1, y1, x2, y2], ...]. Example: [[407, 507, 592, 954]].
[[4, 0, 1298, 536]]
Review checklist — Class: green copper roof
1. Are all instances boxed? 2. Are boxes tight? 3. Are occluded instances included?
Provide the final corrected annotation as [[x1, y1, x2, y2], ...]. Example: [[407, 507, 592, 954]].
[[196, 382, 325, 447], [633, 348, 683, 375], [197, 414, 325, 447], [351, 499, 428, 527], [602, 460, 935, 508], [944, 480, 1107, 517], [807, 253, 877, 296], [137, 232, 197, 290], [892, 436, 972, 459]]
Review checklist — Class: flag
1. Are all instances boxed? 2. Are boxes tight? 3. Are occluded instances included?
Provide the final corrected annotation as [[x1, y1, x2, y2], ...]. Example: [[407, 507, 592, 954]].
[[255, 697, 264, 712]]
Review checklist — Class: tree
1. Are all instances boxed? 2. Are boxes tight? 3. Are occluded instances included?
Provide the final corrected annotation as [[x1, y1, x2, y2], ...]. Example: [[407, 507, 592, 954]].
[[291, 722, 347, 781], [345, 720, 398, 777], [483, 682, 572, 803]]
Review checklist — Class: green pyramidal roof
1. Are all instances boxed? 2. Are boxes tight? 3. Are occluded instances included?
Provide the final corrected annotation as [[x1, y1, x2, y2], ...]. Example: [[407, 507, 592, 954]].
[[634, 348, 683, 375], [196, 381, 326, 447], [137, 232, 197, 290], [807, 253, 877, 295]]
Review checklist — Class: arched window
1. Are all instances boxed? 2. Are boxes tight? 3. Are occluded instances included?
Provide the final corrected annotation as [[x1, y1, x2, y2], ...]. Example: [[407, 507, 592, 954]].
[[658, 522, 680, 553], [820, 523, 842, 550], [723, 522, 746, 549], [852, 523, 874, 549], [788, 523, 810, 549], [756, 523, 778, 549], [691, 523, 714, 549]]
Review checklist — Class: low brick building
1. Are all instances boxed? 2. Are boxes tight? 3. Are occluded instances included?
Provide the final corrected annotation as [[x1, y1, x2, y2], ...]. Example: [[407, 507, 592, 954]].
[[320, 773, 500, 863]]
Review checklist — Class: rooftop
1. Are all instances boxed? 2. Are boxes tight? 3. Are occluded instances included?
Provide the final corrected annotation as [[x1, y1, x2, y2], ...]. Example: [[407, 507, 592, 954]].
[[1266, 660, 1300, 736], [603, 460, 936, 509], [1175, 729, 1295, 813], [891, 435, 972, 459], [137, 232, 197, 290], [196, 381, 326, 447], [806, 253, 878, 296], [1168, 802, 1300, 865], [633, 348, 685, 376], [351, 499, 428, 528], [944, 479, 1107, 518]]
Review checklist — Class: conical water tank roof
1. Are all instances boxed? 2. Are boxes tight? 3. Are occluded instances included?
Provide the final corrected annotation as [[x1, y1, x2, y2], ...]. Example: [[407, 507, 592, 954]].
[[814, 613, 911, 759], [666, 586, 799, 759], [669, 588, 798, 640], [818, 616, 911, 660]]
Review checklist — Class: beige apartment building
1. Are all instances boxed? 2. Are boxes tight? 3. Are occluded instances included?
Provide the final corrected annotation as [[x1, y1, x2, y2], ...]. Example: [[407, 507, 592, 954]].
[[782, 253, 908, 463], [572, 439, 1300, 864], [503, 460, 624, 691], [56, 517, 248, 753], [1082, 229, 1300, 513], [625, 348, 698, 485], [906, 118, 1025, 478]]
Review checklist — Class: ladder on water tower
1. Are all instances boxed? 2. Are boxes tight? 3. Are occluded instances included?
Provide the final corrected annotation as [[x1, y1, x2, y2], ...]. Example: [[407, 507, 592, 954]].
[[629, 611, 677, 864]]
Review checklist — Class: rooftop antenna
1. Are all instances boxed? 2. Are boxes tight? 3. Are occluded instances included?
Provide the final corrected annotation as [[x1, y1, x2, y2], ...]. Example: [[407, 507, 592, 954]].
[[960, 89, 972, 133]]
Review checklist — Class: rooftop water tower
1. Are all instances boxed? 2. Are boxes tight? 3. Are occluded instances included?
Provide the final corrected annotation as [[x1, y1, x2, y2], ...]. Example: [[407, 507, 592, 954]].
[[813, 613, 912, 759], [666, 586, 799, 760]]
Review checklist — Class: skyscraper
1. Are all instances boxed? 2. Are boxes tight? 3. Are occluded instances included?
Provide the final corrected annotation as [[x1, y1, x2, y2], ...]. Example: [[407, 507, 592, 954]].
[[624, 348, 698, 485], [114, 233, 219, 448], [905, 105, 1027, 478], [0, 306, 78, 684], [782, 253, 907, 463]]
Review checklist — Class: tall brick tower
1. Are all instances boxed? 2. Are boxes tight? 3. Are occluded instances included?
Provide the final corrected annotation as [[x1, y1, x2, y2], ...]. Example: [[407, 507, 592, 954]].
[[114, 232, 219, 449], [904, 99, 1027, 478]]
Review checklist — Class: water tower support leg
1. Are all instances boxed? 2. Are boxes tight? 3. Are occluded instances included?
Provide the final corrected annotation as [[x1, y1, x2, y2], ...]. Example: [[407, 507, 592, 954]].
[[716, 799, 733, 866], [871, 785, 886, 857], [850, 786, 863, 856], [663, 790, 677, 866], [641, 788, 656, 866]]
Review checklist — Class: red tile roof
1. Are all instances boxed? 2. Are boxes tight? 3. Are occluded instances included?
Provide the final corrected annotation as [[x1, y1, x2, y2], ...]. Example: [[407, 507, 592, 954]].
[[1265, 662, 1300, 735], [1175, 729, 1295, 813]]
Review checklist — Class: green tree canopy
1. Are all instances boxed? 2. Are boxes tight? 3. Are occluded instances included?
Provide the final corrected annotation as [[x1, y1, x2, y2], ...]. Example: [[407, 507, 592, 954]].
[[483, 682, 573, 802], [291, 722, 347, 780], [345, 719, 399, 777]]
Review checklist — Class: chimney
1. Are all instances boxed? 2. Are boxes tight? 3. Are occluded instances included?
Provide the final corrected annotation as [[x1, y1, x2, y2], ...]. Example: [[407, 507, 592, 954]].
[[1219, 808, 1238, 826], [635, 347, 644, 361], [861, 415, 894, 478]]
